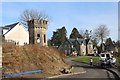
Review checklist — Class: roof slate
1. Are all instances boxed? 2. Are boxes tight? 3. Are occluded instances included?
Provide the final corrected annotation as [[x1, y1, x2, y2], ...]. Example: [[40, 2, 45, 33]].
[[3, 22, 19, 35]]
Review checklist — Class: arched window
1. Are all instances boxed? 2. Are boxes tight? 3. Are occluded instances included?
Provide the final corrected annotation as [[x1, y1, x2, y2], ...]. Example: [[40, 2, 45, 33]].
[[37, 38, 40, 43]]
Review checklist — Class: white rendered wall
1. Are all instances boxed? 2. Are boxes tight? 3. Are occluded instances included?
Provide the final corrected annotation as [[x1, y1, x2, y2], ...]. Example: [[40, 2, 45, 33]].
[[4, 23, 29, 45]]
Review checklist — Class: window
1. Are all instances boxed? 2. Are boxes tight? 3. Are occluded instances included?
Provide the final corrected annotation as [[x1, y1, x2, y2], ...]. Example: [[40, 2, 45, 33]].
[[44, 34, 46, 43], [101, 54, 105, 57], [37, 38, 40, 43], [81, 41, 83, 43], [46, 21, 47, 24], [37, 34, 40, 37], [106, 54, 110, 58], [43, 20, 45, 24]]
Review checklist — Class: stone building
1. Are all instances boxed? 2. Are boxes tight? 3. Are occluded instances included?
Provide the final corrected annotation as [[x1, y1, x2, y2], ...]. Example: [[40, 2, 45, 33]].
[[58, 39, 77, 56], [59, 38, 97, 56], [27, 19, 48, 46], [74, 39, 86, 56]]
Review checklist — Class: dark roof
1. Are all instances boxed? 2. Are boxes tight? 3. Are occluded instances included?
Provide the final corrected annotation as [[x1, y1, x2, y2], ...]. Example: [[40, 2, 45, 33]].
[[67, 39, 75, 45], [3, 22, 19, 35], [76, 39, 86, 45], [4, 22, 19, 29], [67, 38, 86, 45]]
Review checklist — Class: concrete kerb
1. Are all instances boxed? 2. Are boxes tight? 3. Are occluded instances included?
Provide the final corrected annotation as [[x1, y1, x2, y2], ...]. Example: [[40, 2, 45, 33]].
[[105, 68, 120, 79], [48, 70, 86, 78]]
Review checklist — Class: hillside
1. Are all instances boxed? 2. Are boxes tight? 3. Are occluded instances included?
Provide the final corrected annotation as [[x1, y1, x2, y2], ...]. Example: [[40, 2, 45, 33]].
[[2, 43, 69, 77]]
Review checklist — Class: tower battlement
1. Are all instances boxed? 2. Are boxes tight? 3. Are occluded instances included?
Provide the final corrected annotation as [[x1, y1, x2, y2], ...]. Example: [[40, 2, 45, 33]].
[[27, 19, 48, 29]]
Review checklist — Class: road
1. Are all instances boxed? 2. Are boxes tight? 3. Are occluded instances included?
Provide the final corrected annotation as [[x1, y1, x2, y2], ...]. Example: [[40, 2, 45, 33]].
[[56, 57, 116, 79]]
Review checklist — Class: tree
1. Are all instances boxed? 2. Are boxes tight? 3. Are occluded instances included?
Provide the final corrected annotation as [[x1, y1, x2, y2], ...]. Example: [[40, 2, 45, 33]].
[[94, 25, 109, 51], [70, 28, 83, 39], [91, 38, 99, 48], [48, 39, 52, 46], [51, 26, 67, 46], [20, 9, 50, 26], [79, 30, 92, 39], [105, 38, 114, 46]]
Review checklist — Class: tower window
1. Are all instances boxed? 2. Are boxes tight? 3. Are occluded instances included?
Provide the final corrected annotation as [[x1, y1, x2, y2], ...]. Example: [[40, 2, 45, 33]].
[[46, 21, 47, 24], [43, 20, 45, 24], [44, 34, 46, 43], [37, 34, 40, 37]]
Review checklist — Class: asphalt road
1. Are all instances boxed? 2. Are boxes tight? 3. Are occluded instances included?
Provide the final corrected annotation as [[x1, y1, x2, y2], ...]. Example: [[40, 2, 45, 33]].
[[57, 57, 116, 79]]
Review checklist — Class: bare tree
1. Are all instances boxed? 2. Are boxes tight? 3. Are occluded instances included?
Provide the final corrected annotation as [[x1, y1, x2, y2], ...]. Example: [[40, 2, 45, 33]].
[[79, 30, 92, 39], [79, 30, 85, 38], [20, 9, 50, 26], [94, 25, 110, 51]]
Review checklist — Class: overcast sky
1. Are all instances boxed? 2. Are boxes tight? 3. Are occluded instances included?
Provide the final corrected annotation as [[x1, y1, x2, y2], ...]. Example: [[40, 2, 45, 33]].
[[0, 1, 118, 41]]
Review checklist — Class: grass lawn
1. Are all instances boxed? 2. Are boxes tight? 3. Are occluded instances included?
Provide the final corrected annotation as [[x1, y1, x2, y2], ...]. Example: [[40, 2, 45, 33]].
[[73, 56, 120, 66], [65, 55, 77, 58], [115, 57, 120, 65], [72, 56, 100, 64]]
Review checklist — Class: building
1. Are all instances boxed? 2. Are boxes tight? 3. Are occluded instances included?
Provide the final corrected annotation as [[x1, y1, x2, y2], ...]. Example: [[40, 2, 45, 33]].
[[2, 22, 29, 45], [73, 39, 86, 56], [58, 39, 77, 56], [87, 40, 95, 56], [27, 19, 48, 46], [59, 38, 97, 56]]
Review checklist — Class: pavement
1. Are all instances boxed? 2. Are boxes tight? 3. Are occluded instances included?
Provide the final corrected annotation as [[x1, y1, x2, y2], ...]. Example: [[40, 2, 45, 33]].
[[48, 57, 86, 79], [48, 66, 86, 78]]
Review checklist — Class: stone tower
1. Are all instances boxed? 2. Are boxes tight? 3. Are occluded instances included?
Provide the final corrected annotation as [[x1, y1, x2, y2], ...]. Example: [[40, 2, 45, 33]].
[[27, 19, 48, 46]]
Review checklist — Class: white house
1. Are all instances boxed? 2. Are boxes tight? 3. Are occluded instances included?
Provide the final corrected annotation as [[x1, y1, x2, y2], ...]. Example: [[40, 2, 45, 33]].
[[2, 22, 29, 45]]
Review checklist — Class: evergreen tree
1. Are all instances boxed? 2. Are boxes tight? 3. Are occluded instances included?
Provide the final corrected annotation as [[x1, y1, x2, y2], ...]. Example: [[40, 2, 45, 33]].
[[70, 28, 83, 39], [105, 38, 114, 46], [105, 38, 114, 51], [48, 39, 52, 46], [51, 26, 67, 46]]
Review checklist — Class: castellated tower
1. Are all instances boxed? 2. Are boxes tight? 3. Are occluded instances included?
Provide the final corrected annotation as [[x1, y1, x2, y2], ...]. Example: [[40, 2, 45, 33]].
[[27, 19, 48, 46]]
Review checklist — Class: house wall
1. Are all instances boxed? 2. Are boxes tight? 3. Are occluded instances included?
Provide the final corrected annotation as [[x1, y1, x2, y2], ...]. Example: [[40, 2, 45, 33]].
[[59, 40, 72, 55], [87, 43, 94, 55], [80, 44, 86, 56], [4, 23, 29, 45], [74, 41, 80, 55]]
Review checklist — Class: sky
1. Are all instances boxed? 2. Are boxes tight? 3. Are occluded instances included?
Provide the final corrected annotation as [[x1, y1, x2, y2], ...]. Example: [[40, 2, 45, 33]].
[[0, 1, 118, 41]]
